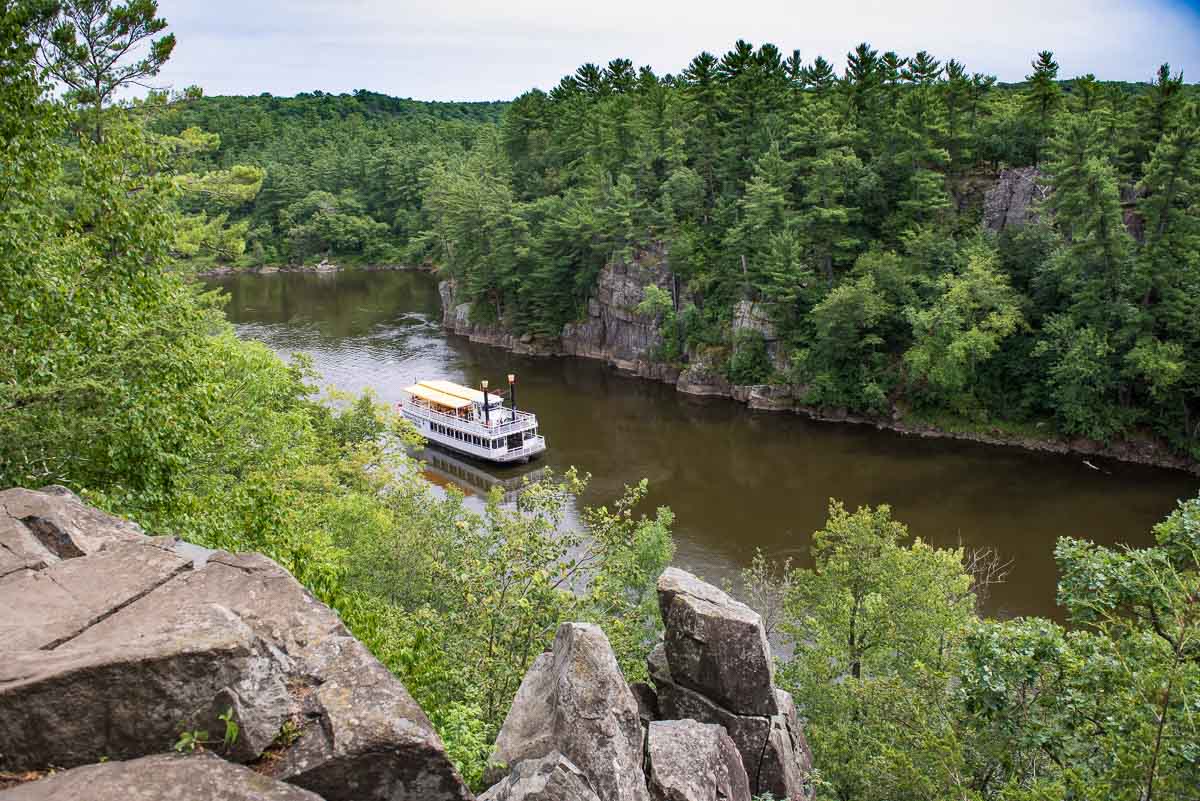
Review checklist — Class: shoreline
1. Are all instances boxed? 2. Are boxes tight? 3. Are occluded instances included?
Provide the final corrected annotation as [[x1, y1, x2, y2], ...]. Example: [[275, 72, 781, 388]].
[[193, 262, 435, 278], [439, 325, 1200, 479]]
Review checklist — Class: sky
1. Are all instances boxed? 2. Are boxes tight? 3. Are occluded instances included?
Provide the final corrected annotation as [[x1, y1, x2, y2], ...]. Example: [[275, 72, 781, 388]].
[[152, 0, 1200, 101]]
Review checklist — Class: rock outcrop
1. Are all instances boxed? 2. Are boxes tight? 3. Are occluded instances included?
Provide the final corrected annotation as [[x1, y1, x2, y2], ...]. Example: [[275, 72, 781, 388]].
[[0, 753, 324, 801], [0, 487, 471, 801], [732, 301, 788, 374], [478, 752, 601, 801], [657, 567, 777, 717], [645, 720, 750, 801], [561, 252, 682, 384], [439, 247, 684, 385], [674, 352, 732, 398], [490, 569, 815, 801], [488, 623, 649, 801], [982, 167, 1047, 232], [649, 570, 813, 800]]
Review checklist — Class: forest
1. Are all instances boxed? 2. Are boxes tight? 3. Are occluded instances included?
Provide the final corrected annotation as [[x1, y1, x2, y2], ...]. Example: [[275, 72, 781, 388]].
[[154, 43, 1200, 464], [1, 1, 1198, 799]]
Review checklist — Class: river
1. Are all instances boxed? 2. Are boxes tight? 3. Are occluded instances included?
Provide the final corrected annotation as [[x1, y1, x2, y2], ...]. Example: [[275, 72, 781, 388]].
[[207, 269, 1198, 620]]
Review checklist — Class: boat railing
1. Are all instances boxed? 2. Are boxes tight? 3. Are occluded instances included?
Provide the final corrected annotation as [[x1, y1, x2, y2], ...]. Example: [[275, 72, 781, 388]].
[[403, 399, 539, 438]]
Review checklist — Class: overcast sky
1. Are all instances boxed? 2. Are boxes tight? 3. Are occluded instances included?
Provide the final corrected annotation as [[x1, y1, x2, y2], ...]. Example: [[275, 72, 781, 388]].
[[153, 0, 1200, 101]]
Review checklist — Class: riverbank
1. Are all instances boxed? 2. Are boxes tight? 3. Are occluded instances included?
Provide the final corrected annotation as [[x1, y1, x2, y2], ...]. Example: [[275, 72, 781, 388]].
[[437, 273, 1200, 478], [193, 261, 436, 278]]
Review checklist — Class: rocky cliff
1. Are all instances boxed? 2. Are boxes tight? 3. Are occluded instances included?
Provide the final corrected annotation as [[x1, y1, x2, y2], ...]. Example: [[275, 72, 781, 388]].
[[439, 247, 682, 385], [482, 567, 815, 801], [1, 490, 816, 801], [982, 166, 1048, 232], [0, 486, 472, 801]]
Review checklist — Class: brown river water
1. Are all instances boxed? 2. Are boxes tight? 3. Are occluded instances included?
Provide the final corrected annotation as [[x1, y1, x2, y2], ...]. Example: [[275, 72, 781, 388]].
[[207, 269, 1199, 620]]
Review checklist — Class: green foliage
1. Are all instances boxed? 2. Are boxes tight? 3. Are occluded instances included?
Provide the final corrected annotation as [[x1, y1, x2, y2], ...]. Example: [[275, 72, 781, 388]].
[[727, 330, 772, 385], [173, 729, 208, 754], [218, 707, 239, 752], [904, 241, 1024, 416], [780, 501, 976, 801], [773, 495, 1200, 801], [148, 90, 503, 268]]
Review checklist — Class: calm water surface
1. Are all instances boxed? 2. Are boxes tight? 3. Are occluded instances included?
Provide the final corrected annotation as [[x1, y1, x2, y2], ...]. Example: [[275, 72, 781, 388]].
[[208, 270, 1199, 620]]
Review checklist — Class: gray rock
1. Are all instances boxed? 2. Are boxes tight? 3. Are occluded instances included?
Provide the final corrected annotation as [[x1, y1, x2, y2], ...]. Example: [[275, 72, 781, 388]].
[[489, 623, 649, 801], [652, 672, 812, 800], [656, 568, 776, 716], [441, 246, 687, 381], [674, 355, 732, 398], [0, 599, 290, 767], [0, 753, 325, 800], [0, 487, 470, 801], [631, 681, 660, 725], [561, 251, 674, 372], [478, 752, 601, 801], [646, 720, 750, 801], [982, 167, 1047, 231], [0, 485, 145, 566]]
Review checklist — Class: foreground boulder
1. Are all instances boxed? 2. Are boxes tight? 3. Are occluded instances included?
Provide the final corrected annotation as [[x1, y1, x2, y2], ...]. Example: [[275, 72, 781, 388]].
[[478, 752, 600, 801], [645, 720, 750, 801], [0, 753, 323, 800], [0, 487, 470, 801], [488, 623, 648, 801], [657, 567, 776, 716], [650, 570, 814, 800]]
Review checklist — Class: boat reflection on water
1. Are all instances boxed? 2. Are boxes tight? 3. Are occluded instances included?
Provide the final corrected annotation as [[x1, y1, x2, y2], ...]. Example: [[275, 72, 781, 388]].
[[414, 445, 547, 505]]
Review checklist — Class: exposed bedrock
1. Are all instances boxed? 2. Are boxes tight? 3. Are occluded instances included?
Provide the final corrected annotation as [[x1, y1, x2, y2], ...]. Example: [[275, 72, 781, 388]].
[[477, 752, 601, 801], [645, 719, 751, 801], [0, 486, 471, 801], [649, 569, 814, 800], [982, 166, 1047, 232], [0, 753, 325, 801], [440, 246, 684, 385], [487, 622, 649, 801]]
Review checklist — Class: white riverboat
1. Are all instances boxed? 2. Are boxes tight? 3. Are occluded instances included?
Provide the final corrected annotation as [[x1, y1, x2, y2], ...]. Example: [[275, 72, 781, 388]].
[[399, 377, 547, 464]]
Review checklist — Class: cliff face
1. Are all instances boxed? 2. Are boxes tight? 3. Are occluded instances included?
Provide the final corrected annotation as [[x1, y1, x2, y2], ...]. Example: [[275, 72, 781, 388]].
[[561, 252, 681, 384], [982, 166, 1048, 232], [439, 247, 684, 385], [438, 251, 791, 402]]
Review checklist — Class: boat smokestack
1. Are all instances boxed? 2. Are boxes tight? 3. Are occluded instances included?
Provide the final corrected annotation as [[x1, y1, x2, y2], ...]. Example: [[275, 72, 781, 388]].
[[508, 373, 516, 412], [481, 379, 490, 425]]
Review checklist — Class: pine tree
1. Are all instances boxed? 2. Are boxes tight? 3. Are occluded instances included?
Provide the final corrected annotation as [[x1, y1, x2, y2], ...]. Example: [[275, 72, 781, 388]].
[[1041, 113, 1135, 329], [801, 56, 837, 93], [1023, 50, 1062, 165], [1122, 63, 1185, 178], [34, 0, 176, 143]]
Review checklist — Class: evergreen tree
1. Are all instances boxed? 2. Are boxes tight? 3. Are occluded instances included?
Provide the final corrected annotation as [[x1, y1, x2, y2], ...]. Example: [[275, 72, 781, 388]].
[[1023, 50, 1062, 165], [34, 0, 175, 142]]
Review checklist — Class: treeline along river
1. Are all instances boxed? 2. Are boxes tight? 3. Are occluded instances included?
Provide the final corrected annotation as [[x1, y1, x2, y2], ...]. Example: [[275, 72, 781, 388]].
[[208, 269, 1199, 620]]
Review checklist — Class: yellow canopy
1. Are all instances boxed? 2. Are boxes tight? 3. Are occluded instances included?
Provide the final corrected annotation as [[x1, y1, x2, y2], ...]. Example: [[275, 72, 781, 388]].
[[404, 384, 472, 410], [418, 379, 496, 405]]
